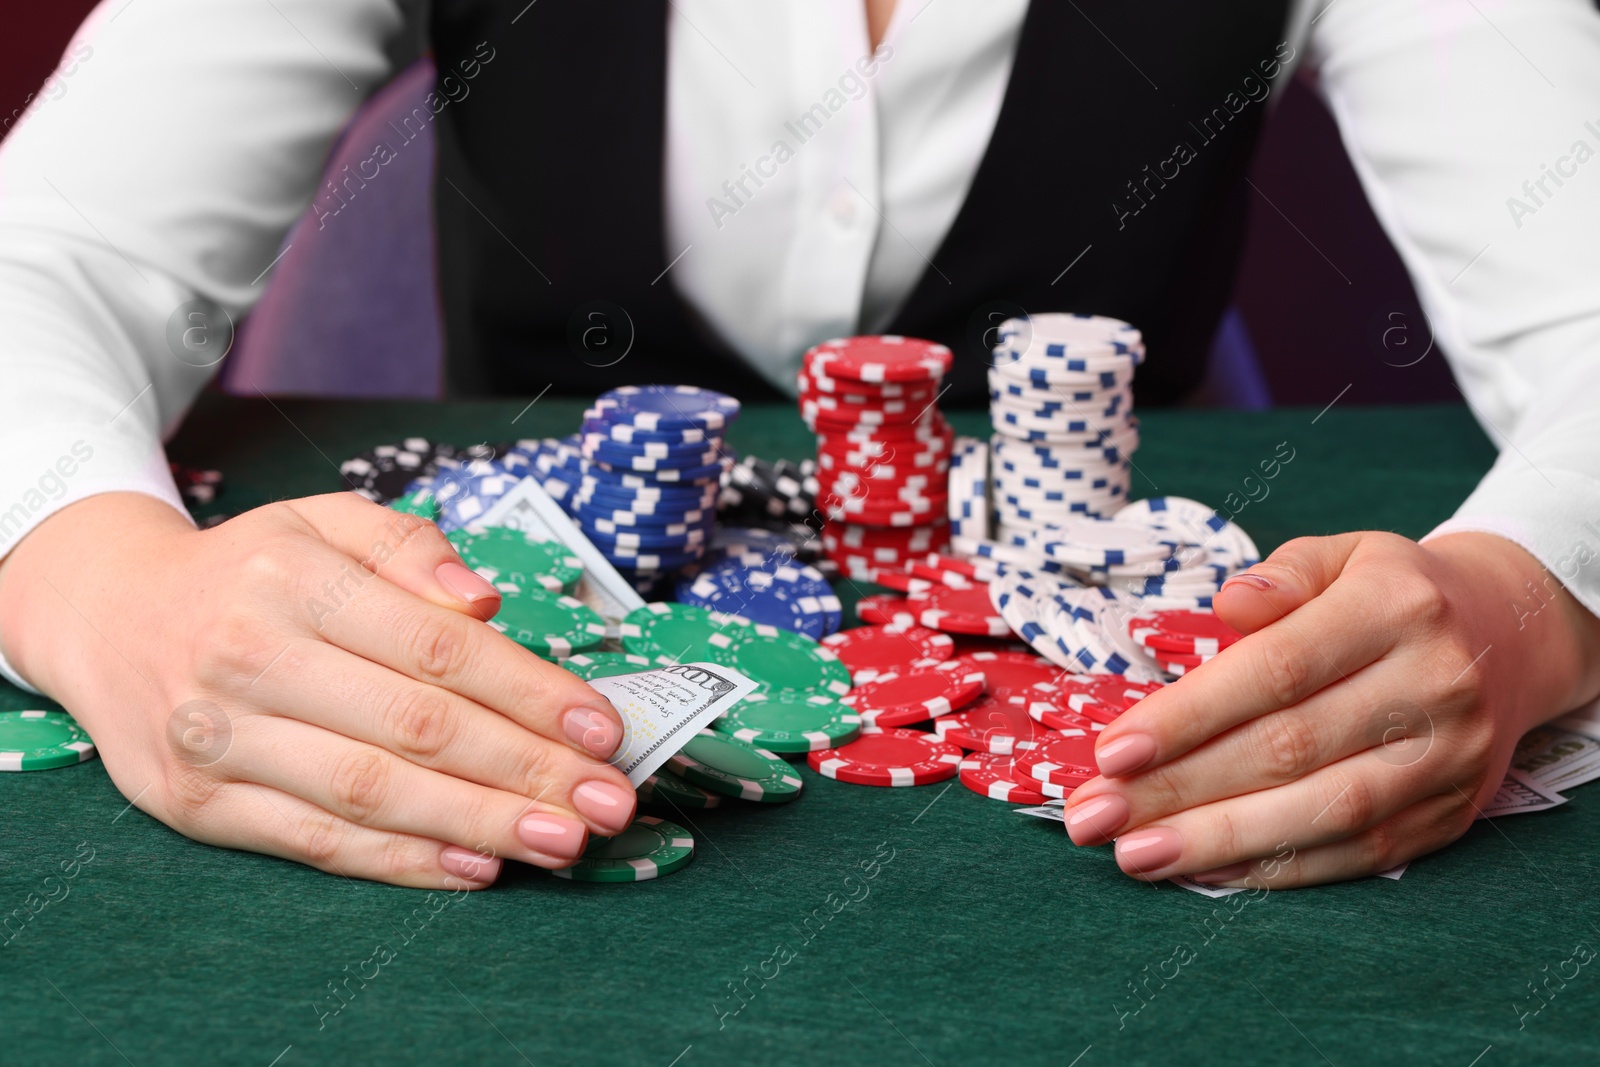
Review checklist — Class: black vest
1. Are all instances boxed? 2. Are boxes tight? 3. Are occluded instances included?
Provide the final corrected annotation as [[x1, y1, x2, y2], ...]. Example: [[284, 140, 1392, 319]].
[[430, 1, 1292, 406]]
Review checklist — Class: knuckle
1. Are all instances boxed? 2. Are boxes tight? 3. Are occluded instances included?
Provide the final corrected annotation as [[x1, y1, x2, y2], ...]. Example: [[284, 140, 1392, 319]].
[[404, 614, 470, 683], [380, 685, 454, 762], [1255, 713, 1322, 781], [299, 810, 350, 868], [1321, 774, 1375, 834], [1252, 640, 1314, 709], [1394, 571, 1449, 627], [375, 833, 433, 881], [326, 748, 392, 823], [1208, 807, 1245, 861], [161, 764, 224, 826], [236, 538, 304, 595], [196, 607, 287, 686], [1360, 819, 1399, 871], [1131, 763, 1191, 815], [516, 743, 564, 800]]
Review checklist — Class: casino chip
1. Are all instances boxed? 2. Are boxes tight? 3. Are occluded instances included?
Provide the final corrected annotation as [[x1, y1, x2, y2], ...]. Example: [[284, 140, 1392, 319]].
[[619, 602, 751, 666], [704, 623, 852, 696], [958, 751, 1052, 804], [341, 438, 456, 504], [448, 525, 584, 595], [933, 696, 1059, 754], [668, 729, 804, 802], [1017, 730, 1101, 788], [0, 710, 97, 771], [592, 385, 741, 432], [855, 594, 916, 629], [954, 650, 1064, 701], [550, 816, 695, 882], [489, 588, 607, 660], [1128, 608, 1242, 656], [820, 623, 953, 682], [807, 726, 964, 787], [637, 767, 722, 809], [840, 661, 986, 727], [713, 691, 861, 753], [560, 651, 654, 681], [905, 582, 1009, 637], [675, 553, 841, 640]]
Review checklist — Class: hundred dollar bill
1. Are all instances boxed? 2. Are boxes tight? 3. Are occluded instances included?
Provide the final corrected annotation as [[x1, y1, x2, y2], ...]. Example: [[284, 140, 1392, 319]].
[[1479, 768, 1567, 819], [589, 662, 758, 787], [1517, 724, 1600, 792], [473, 476, 646, 622]]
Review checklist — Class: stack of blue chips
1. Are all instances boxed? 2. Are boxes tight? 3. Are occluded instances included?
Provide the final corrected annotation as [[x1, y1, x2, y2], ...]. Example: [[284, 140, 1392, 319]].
[[535, 386, 740, 589], [674, 551, 842, 640], [405, 446, 540, 534]]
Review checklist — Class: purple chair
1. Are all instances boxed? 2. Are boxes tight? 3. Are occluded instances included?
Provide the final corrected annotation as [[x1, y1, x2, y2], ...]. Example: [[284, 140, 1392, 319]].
[[222, 58, 444, 398]]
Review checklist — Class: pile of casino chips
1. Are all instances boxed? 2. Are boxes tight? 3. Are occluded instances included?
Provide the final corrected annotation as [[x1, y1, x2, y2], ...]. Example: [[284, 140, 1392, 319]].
[[799, 336, 956, 582], [947, 313, 1144, 552], [673, 550, 842, 639]]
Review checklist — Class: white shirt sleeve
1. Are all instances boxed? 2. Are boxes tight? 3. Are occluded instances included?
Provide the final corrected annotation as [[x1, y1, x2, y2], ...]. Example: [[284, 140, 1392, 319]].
[[0, 0, 403, 687], [1307, 0, 1600, 617]]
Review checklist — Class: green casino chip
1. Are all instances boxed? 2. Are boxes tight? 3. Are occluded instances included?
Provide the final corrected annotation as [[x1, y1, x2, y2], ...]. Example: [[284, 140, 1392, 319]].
[[704, 623, 852, 697], [713, 691, 861, 754], [667, 729, 803, 803], [490, 588, 607, 660], [0, 710, 98, 771], [637, 766, 721, 809], [618, 602, 750, 666], [561, 651, 653, 682], [550, 816, 694, 882], [389, 490, 438, 521], [449, 525, 583, 594]]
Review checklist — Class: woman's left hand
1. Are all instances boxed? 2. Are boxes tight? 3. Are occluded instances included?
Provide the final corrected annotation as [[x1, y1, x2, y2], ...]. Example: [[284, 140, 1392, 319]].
[[1060, 530, 1600, 888]]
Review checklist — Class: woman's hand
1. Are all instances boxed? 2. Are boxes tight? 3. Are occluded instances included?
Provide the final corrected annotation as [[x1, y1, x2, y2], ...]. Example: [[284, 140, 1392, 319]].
[[0, 492, 637, 889], [1061, 530, 1600, 888]]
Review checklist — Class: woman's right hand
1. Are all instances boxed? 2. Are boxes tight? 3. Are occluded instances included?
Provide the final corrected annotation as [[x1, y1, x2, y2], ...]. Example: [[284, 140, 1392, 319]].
[[0, 491, 637, 889]]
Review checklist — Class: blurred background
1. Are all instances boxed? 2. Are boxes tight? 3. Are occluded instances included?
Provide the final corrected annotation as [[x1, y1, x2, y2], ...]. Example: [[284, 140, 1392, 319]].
[[3, 3, 1461, 409]]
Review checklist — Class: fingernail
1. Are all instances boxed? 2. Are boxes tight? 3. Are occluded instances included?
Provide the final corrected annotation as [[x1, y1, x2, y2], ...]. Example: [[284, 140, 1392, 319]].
[[440, 845, 501, 884], [1115, 827, 1183, 874], [436, 561, 502, 615], [572, 780, 636, 835], [1222, 572, 1273, 592], [1065, 793, 1129, 845], [1096, 733, 1158, 777], [563, 705, 622, 759], [1192, 861, 1253, 884], [517, 813, 587, 858]]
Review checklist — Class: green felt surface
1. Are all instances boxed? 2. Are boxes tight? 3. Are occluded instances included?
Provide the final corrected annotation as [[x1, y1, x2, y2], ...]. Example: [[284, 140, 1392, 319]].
[[4, 395, 1596, 1067]]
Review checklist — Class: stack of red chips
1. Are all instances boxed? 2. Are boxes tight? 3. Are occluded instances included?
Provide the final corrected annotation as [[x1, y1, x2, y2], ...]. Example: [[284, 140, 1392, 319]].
[[797, 335, 956, 582]]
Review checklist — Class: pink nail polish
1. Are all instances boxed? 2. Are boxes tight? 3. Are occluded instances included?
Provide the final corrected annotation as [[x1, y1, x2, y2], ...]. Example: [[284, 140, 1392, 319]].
[[1096, 733, 1157, 777], [1222, 572, 1272, 592], [1115, 827, 1183, 874], [1065, 793, 1129, 845], [1192, 861, 1253, 884], [517, 813, 586, 858], [436, 561, 501, 610], [563, 706, 622, 759], [440, 845, 501, 884], [572, 780, 636, 834]]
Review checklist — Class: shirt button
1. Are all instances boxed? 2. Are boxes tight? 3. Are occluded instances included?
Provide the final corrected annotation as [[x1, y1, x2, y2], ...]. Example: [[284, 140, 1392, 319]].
[[827, 186, 858, 225]]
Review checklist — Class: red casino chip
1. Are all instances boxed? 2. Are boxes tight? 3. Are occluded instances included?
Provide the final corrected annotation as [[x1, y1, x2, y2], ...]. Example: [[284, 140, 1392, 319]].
[[905, 582, 1008, 637], [804, 335, 954, 384], [933, 696, 1058, 754], [855, 594, 917, 628], [841, 661, 987, 727], [1016, 730, 1101, 788], [820, 624, 954, 681], [958, 752, 1052, 804], [953, 651, 1062, 701], [1127, 609, 1242, 656], [807, 726, 964, 786]]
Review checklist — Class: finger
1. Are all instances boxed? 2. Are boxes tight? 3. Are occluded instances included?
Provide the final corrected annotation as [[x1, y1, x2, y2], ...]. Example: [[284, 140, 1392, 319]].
[[285, 493, 502, 621], [188, 779, 504, 890], [1065, 662, 1416, 844], [1105, 741, 1451, 881], [1211, 532, 1364, 635], [252, 640, 636, 832], [281, 537, 627, 764], [1186, 793, 1472, 890], [1092, 546, 1399, 779], [234, 716, 621, 870]]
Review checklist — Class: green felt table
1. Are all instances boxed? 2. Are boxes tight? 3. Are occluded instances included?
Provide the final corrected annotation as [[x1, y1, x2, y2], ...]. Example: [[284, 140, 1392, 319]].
[[3, 394, 1595, 1067]]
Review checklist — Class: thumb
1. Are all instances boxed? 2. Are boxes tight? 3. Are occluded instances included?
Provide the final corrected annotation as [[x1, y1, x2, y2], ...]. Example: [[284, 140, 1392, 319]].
[[1212, 532, 1365, 636]]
